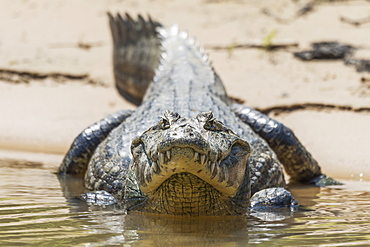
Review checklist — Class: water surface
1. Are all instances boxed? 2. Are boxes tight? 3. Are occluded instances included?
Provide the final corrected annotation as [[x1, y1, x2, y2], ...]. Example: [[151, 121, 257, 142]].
[[1, 166, 369, 246]]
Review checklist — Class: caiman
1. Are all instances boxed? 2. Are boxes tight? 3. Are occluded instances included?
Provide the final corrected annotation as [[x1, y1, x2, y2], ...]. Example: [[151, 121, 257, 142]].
[[58, 13, 340, 216]]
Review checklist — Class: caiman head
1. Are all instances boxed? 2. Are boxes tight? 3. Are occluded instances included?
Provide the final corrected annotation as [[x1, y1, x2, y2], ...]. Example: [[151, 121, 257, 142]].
[[130, 111, 251, 216]]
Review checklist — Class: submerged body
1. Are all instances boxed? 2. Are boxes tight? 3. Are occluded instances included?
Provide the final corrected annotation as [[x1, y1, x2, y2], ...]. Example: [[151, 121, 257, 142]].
[[59, 14, 339, 216]]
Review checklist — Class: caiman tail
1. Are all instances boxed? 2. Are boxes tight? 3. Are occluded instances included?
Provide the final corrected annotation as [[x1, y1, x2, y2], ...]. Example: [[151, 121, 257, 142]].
[[108, 13, 162, 105]]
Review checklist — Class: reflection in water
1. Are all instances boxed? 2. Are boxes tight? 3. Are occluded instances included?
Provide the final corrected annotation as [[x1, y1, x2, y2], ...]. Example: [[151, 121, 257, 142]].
[[87, 213, 251, 246], [0, 167, 370, 246]]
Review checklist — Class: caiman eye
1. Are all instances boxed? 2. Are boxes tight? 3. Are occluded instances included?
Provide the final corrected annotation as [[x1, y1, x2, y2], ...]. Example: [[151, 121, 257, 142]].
[[160, 117, 170, 129], [204, 117, 217, 131], [197, 112, 226, 131]]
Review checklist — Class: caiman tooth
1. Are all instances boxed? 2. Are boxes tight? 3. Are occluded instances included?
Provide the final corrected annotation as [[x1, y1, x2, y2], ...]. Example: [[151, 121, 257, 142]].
[[166, 150, 171, 160], [152, 161, 160, 174], [200, 154, 206, 165], [211, 162, 218, 179], [194, 152, 199, 161], [207, 160, 211, 171], [224, 169, 229, 184], [159, 152, 165, 164], [210, 162, 216, 173]]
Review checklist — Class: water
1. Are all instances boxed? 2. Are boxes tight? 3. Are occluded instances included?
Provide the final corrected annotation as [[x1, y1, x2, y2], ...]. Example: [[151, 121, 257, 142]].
[[1, 166, 369, 246]]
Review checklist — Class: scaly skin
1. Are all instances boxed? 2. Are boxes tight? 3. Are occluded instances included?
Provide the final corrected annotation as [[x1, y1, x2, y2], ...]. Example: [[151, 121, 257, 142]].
[[58, 13, 339, 216]]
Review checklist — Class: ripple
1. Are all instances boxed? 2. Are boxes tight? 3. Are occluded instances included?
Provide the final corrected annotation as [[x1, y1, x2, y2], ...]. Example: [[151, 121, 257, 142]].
[[1, 167, 370, 246]]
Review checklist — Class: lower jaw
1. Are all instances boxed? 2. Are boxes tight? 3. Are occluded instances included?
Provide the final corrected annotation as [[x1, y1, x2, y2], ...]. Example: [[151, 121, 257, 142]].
[[132, 173, 240, 216]]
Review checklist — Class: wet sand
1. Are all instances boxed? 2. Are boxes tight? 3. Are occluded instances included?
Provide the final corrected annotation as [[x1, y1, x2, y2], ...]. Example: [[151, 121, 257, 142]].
[[0, 0, 369, 180]]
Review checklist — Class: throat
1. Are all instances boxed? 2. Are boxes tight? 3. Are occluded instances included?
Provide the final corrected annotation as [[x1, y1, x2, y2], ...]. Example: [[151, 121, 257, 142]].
[[136, 173, 238, 216]]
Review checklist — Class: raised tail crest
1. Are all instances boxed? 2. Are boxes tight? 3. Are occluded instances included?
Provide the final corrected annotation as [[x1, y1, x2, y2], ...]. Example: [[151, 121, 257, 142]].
[[108, 13, 163, 105]]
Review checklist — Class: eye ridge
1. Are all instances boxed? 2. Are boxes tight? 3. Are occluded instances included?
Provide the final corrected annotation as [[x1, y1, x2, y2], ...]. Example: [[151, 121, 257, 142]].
[[160, 117, 170, 129], [204, 118, 224, 131]]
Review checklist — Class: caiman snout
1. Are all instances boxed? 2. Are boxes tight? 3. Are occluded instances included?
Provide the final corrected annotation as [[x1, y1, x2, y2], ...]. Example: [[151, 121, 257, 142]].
[[131, 110, 250, 197]]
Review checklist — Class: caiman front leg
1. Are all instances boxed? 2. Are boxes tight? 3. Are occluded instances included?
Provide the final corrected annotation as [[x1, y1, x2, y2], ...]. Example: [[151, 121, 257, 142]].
[[58, 110, 133, 176], [232, 103, 341, 186]]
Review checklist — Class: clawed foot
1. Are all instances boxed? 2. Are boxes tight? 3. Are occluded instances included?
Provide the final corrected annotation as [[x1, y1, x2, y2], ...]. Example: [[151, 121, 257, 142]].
[[250, 187, 298, 209], [249, 187, 298, 221], [78, 190, 118, 206], [309, 174, 343, 187]]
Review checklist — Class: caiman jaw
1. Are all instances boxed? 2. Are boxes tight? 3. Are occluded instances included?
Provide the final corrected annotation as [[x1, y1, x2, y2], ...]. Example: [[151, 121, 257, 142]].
[[131, 111, 250, 201], [137, 143, 249, 196]]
